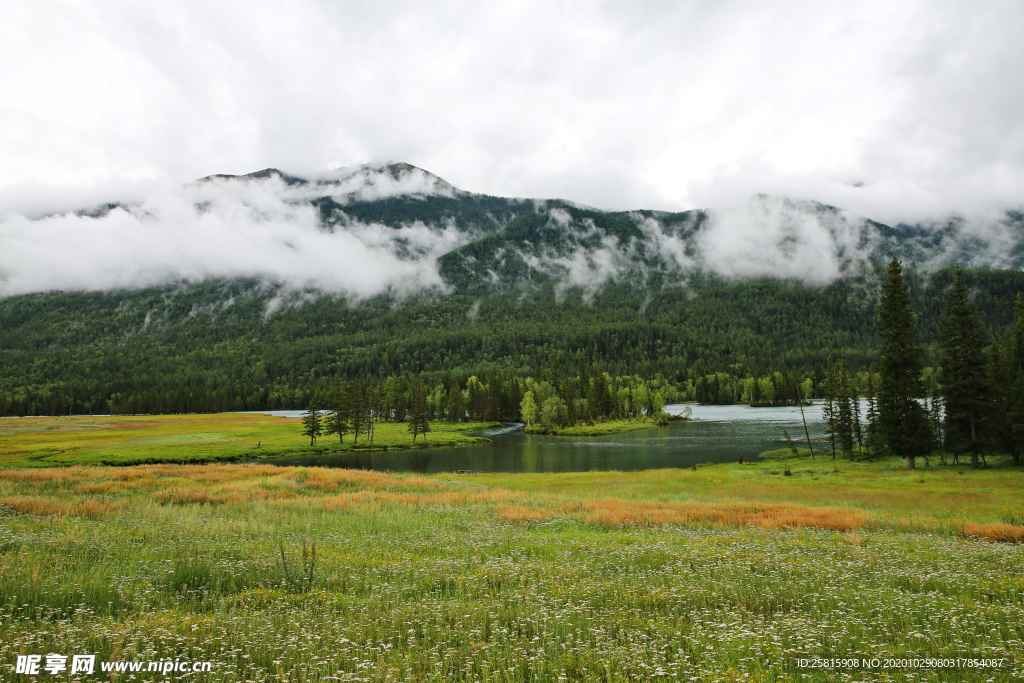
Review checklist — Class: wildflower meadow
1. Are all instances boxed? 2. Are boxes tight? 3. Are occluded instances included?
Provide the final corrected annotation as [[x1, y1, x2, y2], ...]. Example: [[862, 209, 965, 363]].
[[0, 462, 1021, 682]]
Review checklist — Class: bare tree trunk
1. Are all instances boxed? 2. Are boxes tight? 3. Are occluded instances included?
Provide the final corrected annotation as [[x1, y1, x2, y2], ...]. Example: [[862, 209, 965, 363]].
[[908, 455, 916, 470], [798, 392, 815, 460], [970, 415, 979, 470]]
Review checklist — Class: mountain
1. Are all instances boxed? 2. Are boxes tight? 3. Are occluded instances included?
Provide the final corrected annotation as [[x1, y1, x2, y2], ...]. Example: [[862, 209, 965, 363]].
[[1, 163, 1023, 416]]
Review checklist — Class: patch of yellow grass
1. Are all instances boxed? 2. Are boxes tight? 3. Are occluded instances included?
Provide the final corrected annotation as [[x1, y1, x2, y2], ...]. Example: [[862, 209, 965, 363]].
[[494, 504, 556, 522], [496, 497, 870, 531], [961, 521, 1024, 543], [579, 499, 870, 531], [1, 464, 1013, 537], [1, 495, 124, 520]]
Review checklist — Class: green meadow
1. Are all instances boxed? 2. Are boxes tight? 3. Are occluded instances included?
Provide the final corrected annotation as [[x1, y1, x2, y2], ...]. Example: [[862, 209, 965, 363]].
[[0, 414, 496, 468]]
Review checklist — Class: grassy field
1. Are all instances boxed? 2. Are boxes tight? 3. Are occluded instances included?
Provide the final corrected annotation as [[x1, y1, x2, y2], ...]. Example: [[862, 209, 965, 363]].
[[0, 415, 497, 468], [0, 460, 1022, 682]]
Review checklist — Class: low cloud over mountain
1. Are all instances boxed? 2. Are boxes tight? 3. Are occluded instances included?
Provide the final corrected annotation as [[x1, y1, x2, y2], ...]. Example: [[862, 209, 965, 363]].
[[1, 164, 1021, 300]]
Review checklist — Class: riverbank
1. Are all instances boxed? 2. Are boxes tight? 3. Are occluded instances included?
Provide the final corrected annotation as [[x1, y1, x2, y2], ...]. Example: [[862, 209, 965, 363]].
[[0, 414, 499, 468], [0, 463, 1021, 682]]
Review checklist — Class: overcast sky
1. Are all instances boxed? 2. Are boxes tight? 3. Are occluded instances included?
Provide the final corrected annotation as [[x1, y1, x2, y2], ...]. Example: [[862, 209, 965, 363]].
[[1, 0, 1021, 224]]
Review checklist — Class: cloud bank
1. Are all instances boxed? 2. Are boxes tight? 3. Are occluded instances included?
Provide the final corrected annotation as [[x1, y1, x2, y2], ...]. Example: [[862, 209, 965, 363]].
[[4, 172, 1020, 301], [1, 1, 1021, 226], [0, 172, 471, 299]]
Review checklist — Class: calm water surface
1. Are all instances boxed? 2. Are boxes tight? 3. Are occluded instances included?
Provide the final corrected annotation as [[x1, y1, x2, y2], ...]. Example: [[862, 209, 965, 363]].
[[259, 403, 836, 473]]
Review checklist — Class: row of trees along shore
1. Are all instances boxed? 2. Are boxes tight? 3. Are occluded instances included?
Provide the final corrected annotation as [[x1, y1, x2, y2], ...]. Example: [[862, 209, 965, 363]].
[[816, 260, 1024, 469], [290, 350, 831, 446], [0, 358, 845, 419]]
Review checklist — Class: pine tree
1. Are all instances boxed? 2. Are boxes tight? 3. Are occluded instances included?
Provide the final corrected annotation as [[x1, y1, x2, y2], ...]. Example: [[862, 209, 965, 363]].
[[407, 383, 430, 442], [323, 376, 350, 444], [349, 377, 365, 444], [301, 397, 324, 447], [593, 367, 610, 418], [939, 266, 990, 469], [446, 384, 464, 422], [578, 358, 592, 422], [992, 294, 1024, 464], [877, 259, 930, 469]]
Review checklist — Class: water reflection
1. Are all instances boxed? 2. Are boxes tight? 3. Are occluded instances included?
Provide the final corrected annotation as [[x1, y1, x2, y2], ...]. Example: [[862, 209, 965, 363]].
[[262, 402, 842, 473]]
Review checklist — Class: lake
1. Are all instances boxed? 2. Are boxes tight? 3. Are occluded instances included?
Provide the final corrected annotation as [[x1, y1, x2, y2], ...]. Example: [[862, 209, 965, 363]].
[[260, 402, 844, 473]]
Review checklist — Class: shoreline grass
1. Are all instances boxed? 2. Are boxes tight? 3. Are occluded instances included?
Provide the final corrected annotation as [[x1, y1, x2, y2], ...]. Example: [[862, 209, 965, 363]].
[[524, 414, 688, 436], [0, 414, 499, 468]]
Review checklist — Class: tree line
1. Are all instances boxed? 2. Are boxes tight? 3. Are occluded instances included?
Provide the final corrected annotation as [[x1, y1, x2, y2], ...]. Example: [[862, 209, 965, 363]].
[[2, 267, 1024, 431], [812, 261, 1024, 469]]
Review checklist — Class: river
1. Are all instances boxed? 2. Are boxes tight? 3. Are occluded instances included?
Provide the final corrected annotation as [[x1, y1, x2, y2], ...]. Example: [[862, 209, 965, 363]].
[[260, 402, 843, 473]]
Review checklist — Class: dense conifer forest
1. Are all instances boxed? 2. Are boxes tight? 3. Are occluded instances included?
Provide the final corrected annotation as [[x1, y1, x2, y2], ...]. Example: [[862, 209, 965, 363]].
[[2, 265, 1024, 418]]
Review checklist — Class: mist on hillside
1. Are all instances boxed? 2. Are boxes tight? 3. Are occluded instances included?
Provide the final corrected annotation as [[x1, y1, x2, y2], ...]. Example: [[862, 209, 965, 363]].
[[1, 168, 1020, 301]]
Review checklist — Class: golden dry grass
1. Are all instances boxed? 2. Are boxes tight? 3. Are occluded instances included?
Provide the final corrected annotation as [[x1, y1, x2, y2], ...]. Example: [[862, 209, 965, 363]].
[[497, 498, 870, 531], [961, 521, 1024, 543], [0, 495, 125, 520], [0, 464, 1020, 540]]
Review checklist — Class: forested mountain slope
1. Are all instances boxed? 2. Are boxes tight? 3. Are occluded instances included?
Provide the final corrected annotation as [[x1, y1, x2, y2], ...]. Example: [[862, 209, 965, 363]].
[[1, 163, 1023, 415]]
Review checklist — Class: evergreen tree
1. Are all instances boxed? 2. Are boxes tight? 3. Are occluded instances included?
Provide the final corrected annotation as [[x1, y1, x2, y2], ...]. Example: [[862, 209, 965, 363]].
[[408, 383, 430, 442], [578, 359, 591, 421], [323, 376, 351, 444], [446, 384, 465, 422], [301, 397, 324, 446], [939, 266, 990, 469], [877, 259, 930, 469], [349, 377, 365, 444], [485, 366, 501, 422], [992, 294, 1024, 463]]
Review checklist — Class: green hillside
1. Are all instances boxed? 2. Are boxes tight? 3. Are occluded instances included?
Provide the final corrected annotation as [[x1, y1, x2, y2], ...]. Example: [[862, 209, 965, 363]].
[[3, 267, 1024, 417], [3, 166, 1024, 417]]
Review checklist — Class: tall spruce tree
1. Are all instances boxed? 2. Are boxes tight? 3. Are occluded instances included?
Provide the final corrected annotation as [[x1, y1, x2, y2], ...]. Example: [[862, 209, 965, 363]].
[[939, 266, 990, 469], [300, 397, 324, 447], [407, 383, 430, 442], [877, 259, 930, 469], [446, 384, 464, 423], [349, 377, 365, 444], [992, 294, 1024, 463], [323, 376, 350, 444]]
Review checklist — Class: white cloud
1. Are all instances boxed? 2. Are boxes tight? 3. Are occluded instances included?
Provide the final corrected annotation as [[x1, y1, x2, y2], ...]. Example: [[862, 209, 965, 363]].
[[0, 174, 472, 298], [0, 1, 1021, 226], [696, 197, 865, 284]]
